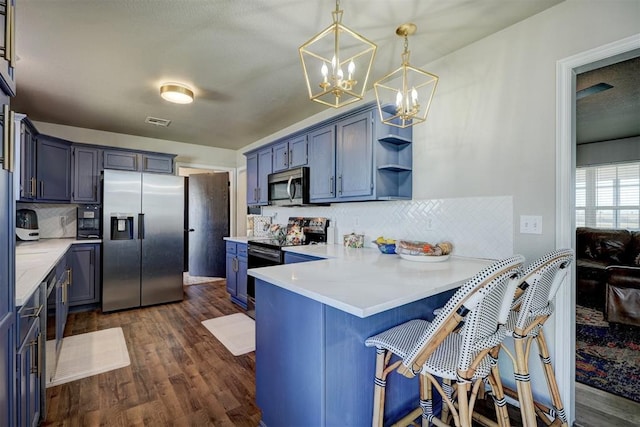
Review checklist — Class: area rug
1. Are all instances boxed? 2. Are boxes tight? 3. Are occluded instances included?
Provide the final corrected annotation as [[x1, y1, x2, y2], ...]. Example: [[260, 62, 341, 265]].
[[201, 313, 255, 356], [575, 305, 640, 402], [46, 327, 130, 388], [183, 272, 225, 286]]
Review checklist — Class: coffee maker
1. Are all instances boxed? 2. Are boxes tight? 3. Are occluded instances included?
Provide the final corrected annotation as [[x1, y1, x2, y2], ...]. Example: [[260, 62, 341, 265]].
[[16, 209, 40, 241], [77, 205, 102, 239]]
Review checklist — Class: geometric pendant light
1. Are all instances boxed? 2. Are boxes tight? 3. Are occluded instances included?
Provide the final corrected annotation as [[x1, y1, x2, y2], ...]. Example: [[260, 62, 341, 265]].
[[374, 23, 438, 128], [299, 0, 377, 108]]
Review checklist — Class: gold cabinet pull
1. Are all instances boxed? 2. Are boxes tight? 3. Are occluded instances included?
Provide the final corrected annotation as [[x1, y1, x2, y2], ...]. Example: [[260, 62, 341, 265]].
[[1, 104, 8, 171], [8, 109, 14, 172]]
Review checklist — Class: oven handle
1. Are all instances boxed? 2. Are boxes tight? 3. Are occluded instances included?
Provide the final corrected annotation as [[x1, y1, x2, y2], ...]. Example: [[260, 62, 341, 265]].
[[248, 246, 282, 263]]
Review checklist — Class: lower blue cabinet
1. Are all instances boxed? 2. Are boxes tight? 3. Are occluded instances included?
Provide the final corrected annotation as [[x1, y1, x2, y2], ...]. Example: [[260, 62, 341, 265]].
[[225, 241, 248, 308], [69, 243, 101, 307], [16, 283, 44, 427], [284, 252, 323, 264]]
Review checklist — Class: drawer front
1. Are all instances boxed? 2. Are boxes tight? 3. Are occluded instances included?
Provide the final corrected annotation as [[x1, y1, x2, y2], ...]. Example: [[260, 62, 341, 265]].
[[17, 287, 42, 345], [237, 243, 248, 258], [226, 241, 237, 255]]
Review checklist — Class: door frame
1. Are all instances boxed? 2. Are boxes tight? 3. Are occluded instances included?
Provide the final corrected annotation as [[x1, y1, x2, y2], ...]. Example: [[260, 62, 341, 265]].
[[555, 33, 640, 422], [175, 162, 237, 236]]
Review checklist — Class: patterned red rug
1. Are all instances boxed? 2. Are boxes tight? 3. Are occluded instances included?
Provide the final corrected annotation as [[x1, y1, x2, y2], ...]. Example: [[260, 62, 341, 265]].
[[576, 305, 640, 403]]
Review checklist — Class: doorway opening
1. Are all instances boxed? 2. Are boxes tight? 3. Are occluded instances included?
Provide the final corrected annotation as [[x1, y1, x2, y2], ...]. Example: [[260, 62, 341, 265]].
[[178, 165, 233, 286], [556, 35, 640, 426]]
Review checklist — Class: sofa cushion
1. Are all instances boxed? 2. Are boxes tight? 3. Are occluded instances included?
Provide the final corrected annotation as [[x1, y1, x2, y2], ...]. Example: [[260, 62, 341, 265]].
[[576, 227, 632, 264], [630, 231, 640, 266]]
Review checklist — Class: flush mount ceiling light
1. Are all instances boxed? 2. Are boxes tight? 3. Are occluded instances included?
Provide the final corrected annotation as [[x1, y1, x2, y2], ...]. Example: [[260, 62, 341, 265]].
[[299, 0, 377, 108], [374, 23, 438, 128], [160, 83, 194, 104]]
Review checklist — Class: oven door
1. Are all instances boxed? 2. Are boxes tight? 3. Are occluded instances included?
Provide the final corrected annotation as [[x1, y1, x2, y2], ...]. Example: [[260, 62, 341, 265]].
[[247, 244, 284, 318]]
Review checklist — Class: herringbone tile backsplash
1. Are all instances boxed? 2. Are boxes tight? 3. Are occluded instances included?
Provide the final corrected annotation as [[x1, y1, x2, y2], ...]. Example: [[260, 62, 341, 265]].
[[262, 196, 513, 260], [17, 203, 77, 238]]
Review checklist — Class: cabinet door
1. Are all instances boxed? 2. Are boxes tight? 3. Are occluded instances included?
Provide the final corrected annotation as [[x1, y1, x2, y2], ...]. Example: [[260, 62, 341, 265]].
[[19, 122, 36, 201], [36, 135, 71, 202], [141, 153, 173, 174], [336, 111, 373, 199], [226, 252, 237, 296], [272, 141, 289, 173], [103, 150, 139, 171], [69, 244, 99, 306], [72, 146, 100, 203], [288, 134, 308, 168], [0, 94, 16, 427], [308, 126, 336, 201], [236, 244, 248, 303], [257, 148, 272, 204], [0, 0, 16, 97], [16, 322, 40, 427], [246, 152, 259, 205]]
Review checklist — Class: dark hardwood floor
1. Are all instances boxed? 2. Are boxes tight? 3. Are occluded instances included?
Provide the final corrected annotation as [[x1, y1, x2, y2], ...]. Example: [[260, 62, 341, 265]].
[[44, 282, 261, 426]]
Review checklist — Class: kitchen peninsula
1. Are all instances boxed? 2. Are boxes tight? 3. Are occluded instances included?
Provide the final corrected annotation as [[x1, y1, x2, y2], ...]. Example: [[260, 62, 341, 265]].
[[248, 245, 492, 426]]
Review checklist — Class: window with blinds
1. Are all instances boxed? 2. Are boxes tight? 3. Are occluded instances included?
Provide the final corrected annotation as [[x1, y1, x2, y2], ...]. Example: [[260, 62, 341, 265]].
[[576, 162, 640, 229]]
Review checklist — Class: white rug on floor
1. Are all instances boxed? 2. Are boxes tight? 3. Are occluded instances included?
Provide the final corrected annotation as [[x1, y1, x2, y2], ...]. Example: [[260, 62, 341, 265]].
[[46, 327, 130, 388], [201, 313, 255, 356]]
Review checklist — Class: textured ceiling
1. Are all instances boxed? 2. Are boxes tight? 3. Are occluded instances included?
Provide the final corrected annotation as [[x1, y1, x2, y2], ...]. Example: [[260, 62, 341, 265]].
[[576, 56, 640, 145], [13, 0, 566, 151]]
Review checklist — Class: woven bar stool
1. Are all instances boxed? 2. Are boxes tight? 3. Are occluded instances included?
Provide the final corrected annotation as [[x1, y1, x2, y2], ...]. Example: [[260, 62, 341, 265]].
[[365, 254, 524, 427], [490, 249, 573, 427]]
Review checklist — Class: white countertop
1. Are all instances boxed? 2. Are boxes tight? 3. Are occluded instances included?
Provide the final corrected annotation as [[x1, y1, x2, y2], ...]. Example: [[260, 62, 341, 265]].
[[223, 236, 252, 244], [16, 238, 102, 306], [249, 244, 494, 318]]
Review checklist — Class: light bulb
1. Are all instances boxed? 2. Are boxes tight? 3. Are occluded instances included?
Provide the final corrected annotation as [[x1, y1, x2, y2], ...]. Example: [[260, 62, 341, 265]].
[[348, 60, 355, 80], [321, 63, 328, 83], [411, 87, 418, 107], [337, 68, 344, 81], [395, 91, 403, 107]]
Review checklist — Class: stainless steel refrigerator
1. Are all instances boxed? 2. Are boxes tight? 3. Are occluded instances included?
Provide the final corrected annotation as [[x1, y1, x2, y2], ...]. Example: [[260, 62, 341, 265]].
[[102, 169, 184, 312]]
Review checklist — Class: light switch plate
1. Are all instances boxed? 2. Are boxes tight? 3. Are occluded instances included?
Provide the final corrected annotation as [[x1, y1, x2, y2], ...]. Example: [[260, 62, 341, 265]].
[[520, 215, 542, 234]]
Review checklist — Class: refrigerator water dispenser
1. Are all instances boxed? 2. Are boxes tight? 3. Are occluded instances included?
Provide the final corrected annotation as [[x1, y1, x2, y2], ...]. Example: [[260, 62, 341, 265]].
[[110, 215, 134, 240]]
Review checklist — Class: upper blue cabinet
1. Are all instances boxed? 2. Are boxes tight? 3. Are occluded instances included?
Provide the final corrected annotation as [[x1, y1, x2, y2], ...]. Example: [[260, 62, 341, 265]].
[[309, 103, 413, 203], [35, 135, 72, 202], [0, 0, 16, 96], [248, 102, 413, 205], [272, 134, 308, 173]]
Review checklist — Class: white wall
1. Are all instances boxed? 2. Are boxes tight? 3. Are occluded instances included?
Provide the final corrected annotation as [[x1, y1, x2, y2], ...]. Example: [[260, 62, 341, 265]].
[[32, 121, 238, 168]]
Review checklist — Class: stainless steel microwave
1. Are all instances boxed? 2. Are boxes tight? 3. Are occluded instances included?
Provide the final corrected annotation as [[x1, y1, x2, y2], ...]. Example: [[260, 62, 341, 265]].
[[267, 167, 311, 206]]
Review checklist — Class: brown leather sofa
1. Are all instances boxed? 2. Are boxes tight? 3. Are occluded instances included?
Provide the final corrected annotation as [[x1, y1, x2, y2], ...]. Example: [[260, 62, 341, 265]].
[[576, 227, 640, 327]]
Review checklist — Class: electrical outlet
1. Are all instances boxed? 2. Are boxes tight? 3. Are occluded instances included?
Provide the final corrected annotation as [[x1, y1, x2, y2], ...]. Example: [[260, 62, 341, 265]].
[[520, 215, 542, 234], [354, 216, 360, 227], [60, 216, 67, 227]]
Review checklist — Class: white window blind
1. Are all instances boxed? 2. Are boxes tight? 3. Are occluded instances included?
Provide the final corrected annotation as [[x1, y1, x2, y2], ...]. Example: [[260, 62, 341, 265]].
[[576, 162, 640, 229]]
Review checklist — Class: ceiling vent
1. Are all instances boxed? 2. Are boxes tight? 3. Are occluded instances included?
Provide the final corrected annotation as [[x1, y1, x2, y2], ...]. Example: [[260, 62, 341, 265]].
[[145, 116, 171, 127]]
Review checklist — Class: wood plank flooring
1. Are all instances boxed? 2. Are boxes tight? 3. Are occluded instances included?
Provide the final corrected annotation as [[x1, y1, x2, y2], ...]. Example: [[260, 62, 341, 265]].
[[44, 280, 633, 426], [43, 281, 261, 426]]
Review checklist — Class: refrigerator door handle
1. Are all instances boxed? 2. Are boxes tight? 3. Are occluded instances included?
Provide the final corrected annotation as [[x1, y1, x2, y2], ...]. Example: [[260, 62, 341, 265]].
[[138, 213, 145, 239]]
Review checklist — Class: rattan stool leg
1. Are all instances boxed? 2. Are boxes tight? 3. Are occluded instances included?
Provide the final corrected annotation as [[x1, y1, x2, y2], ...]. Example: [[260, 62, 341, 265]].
[[535, 330, 568, 427], [372, 348, 389, 427], [514, 335, 537, 427]]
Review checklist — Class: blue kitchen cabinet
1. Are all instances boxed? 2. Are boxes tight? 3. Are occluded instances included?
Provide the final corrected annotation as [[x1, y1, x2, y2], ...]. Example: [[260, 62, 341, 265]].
[[309, 110, 373, 203], [103, 149, 175, 174], [308, 125, 336, 201], [272, 134, 307, 173], [17, 117, 37, 201], [69, 243, 101, 307], [225, 241, 248, 308], [72, 145, 101, 203], [16, 284, 44, 427], [0, 0, 16, 97], [284, 252, 322, 264], [36, 134, 71, 202], [1, 93, 16, 427], [336, 110, 374, 200], [52, 254, 70, 368], [245, 147, 272, 206]]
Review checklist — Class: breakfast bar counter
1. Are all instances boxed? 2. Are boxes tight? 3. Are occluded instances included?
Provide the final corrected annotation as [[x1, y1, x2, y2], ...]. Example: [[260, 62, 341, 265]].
[[248, 246, 493, 426]]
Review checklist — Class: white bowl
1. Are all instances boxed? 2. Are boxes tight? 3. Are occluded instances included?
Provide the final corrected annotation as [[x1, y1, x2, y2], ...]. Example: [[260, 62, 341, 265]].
[[399, 253, 450, 263]]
